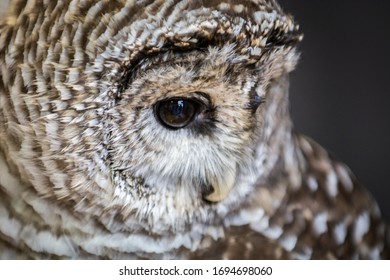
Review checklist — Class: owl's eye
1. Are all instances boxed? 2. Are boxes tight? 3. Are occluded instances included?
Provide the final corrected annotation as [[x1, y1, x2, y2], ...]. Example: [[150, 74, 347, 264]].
[[154, 98, 202, 129]]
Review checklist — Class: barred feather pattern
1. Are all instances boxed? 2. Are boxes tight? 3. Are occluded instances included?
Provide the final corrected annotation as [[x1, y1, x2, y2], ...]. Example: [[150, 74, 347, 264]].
[[0, 0, 388, 259]]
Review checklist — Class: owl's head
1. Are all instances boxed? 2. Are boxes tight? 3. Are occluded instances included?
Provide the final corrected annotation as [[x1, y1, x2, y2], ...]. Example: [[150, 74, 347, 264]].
[[1, 0, 301, 232]]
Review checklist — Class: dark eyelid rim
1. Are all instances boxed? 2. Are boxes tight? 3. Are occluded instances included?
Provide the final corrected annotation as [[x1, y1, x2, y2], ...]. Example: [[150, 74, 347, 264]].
[[155, 91, 212, 108]]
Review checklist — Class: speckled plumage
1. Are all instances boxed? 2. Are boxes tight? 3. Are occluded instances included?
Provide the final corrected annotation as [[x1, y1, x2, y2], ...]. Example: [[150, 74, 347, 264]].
[[0, 0, 388, 259]]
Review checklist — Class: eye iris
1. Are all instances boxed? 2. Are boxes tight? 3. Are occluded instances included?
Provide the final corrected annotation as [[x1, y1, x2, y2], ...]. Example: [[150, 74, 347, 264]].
[[156, 99, 198, 129]]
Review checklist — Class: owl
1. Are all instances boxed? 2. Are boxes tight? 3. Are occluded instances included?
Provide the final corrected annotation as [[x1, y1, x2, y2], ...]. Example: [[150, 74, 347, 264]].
[[0, 0, 388, 260]]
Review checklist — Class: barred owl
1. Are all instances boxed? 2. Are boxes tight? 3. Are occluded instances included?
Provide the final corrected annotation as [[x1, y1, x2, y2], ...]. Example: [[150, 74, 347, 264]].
[[0, 0, 388, 259]]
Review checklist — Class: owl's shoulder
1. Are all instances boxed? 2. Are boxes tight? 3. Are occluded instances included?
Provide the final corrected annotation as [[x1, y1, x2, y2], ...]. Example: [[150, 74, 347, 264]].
[[287, 133, 389, 259]]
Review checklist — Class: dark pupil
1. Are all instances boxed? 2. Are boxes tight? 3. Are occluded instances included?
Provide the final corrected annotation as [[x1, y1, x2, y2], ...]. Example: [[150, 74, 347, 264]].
[[156, 99, 198, 129]]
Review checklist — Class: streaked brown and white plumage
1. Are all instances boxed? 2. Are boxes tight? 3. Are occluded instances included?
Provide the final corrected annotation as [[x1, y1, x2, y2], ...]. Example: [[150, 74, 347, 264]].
[[0, 0, 388, 259]]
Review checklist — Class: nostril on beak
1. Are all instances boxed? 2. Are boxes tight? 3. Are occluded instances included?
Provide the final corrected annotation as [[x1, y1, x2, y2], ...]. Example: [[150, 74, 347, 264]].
[[201, 185, 216, 203]]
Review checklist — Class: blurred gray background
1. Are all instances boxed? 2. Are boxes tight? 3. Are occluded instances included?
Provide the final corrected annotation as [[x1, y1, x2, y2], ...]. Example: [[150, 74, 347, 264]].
[[1, 0, 389, 218], [0, 0, 8, 12], [279, 0, 390, 219]]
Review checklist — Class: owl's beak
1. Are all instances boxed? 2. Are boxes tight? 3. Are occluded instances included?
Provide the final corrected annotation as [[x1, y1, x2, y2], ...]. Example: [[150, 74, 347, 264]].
[[202, 165, 236, 203]]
